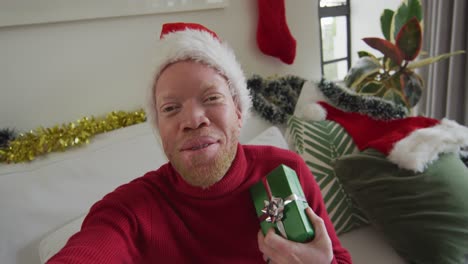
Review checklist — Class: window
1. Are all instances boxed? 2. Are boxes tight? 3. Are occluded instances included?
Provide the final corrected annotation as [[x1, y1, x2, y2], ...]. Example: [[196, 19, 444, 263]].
[[318, 0, 351, 81]]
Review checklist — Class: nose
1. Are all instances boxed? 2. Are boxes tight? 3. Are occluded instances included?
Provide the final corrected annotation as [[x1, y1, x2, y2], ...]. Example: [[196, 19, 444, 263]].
[[180, 101, 210, 131]]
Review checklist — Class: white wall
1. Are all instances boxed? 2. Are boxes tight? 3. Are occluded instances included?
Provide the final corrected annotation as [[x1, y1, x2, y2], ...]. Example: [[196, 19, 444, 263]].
[[350, 0, 401, 64], [0, 0, 321, 132]]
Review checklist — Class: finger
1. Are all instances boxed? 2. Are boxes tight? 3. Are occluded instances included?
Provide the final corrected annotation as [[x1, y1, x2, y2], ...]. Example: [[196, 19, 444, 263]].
[[263, 228, 297, 263], [305, 207, 326, 239], [264, 228, 288, 251], [257, 229, 267, 253], [258, 229, 279, 263], [258, 229, 264, 241]]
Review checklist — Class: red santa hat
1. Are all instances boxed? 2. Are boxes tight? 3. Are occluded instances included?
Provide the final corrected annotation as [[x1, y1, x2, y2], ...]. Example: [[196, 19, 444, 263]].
[[147, 22, 251, 133], [319, 102, 468, 172], [295, 81, 468, 172]]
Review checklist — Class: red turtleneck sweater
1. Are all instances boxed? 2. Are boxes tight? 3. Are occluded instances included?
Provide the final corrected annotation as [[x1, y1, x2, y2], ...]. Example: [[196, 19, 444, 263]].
[[47, 145, 351, 263]]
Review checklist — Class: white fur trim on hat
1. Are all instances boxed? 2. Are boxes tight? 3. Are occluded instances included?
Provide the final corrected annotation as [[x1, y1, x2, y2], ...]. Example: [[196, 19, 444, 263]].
[[293, 80, 328, 121], [146, 27, 251, 136], [388, 118, 468, 172], [300, 103, 327, 121]]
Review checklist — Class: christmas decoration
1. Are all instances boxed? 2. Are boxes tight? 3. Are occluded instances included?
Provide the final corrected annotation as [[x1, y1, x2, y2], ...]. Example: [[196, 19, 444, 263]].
[[256, 0, 296, 64], [247, 74, 305, 125], [317, 79, 407, 120], [0, 128, 16, 149], [0, 109, 146, 164], [250, 164, 314, 242], [317, 102, 468, 172]]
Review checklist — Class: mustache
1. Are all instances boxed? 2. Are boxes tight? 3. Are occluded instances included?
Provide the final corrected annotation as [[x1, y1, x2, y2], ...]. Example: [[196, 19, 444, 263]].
[[177, 129, 221, 146], [183, 129, 220, 138]]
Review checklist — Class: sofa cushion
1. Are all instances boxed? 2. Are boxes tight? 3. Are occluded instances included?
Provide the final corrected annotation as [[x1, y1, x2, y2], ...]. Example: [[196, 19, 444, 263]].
[[285, 116, 368, 235], [339, 226, 405, 264], [334, 148, 468, 263]]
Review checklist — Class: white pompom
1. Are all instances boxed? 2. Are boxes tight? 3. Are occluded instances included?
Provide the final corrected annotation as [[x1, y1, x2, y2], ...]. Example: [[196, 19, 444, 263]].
[[299, 103, 327, 121]]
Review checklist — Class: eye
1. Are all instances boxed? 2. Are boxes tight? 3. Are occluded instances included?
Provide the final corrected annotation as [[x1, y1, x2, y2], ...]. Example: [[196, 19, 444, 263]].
[[204, 94, 223, 103], [160, 104, 179, 113]]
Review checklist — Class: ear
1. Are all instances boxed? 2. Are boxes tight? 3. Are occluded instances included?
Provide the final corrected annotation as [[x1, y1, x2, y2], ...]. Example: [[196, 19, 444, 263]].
[[236, 106, 243, 129]]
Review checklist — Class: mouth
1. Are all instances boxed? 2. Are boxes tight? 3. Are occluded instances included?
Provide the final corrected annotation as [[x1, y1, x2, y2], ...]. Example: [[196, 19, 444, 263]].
[[180, 136, 219, 152], [188, 143, 212, 151]]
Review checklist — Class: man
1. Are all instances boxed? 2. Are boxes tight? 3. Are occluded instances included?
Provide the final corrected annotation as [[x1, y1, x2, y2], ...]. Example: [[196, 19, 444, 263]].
[[48, 23, 351, 263]]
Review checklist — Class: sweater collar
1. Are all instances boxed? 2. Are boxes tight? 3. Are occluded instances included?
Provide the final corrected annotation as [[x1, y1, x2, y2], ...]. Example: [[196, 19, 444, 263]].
[[168, 144, 248, 199]]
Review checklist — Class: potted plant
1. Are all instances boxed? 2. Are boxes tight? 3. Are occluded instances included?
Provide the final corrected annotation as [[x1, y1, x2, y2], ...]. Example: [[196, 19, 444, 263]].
[[344, 0, 465, 113]]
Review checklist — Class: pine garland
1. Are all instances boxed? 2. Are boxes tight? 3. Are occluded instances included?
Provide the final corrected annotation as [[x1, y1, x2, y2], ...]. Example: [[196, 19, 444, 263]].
[[246, 75, 407, 124], [318, 79, 408, 120], [247, 74, 305, 124]]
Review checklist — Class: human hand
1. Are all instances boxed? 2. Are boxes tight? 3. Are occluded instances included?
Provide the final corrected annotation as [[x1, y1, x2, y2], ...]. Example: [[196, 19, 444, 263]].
[[257, 207, 333, 264]]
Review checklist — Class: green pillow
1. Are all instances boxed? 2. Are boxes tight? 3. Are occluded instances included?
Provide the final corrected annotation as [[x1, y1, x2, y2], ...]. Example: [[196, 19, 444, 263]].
[[285, 116, 369, 234], [334, 149, 468, 264]]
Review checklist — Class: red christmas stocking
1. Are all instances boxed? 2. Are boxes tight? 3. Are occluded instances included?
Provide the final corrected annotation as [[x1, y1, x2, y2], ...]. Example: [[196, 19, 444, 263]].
[[256, 0, 297, 64]]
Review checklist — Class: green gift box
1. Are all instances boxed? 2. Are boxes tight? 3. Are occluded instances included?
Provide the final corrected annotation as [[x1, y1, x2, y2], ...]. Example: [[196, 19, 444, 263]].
[[250, 164, 315, 243]]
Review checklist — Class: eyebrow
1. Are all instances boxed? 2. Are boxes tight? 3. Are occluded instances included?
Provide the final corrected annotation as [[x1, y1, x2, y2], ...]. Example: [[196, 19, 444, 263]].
[[155, 93, 177, 107], [156, 81, 225, 104], [201, 77, 229, 92], [201, 84, 220, 94]]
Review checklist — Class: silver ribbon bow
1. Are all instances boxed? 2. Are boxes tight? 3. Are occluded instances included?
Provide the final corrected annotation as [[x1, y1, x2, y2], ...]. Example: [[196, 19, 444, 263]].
[[261, 194, 306, 238]]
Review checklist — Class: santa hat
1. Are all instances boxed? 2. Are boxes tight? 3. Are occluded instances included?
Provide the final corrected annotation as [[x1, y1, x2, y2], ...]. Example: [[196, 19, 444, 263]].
[[147, 22, 251, 134], [318, 102, 468, 172], [295, 80, 468, 172]]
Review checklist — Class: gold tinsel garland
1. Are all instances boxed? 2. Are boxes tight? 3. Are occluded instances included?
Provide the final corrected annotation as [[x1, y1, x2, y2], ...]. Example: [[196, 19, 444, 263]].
[[0, 109, 146, 164]]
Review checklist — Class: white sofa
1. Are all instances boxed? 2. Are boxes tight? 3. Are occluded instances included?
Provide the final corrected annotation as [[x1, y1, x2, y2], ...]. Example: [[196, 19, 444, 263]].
[[0, 114, 405, 264]]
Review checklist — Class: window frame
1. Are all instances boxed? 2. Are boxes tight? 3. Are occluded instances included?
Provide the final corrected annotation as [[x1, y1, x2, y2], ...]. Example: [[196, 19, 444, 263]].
[[318, 0, 351, 80]]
